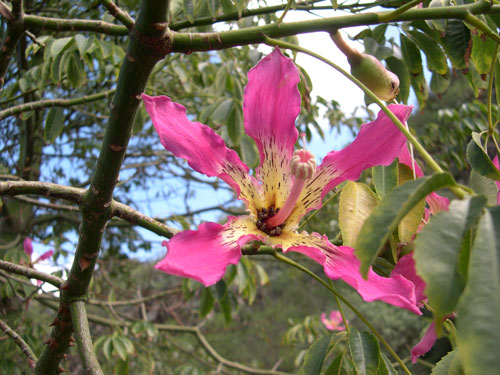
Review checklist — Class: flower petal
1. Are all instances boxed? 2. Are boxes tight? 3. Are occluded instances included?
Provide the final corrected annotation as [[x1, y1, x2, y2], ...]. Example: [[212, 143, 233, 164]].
[[23, 237, 33, 256], [37, 250, 54, 262], [411, 321, 437, 363], [493, 156, 500, 205], [142, 94, 262, 212], [155, 216, 264, 286], [287, 105, 412, 226], [392, 252, 426, 303], [243, 48, 301, 209], [276, 230, 421, 314]]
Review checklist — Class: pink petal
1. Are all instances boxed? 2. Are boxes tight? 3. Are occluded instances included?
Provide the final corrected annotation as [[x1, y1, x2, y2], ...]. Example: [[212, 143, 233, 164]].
[[155, 217, 263, 286], [283, 232, 421, 315], [142, 94, 261, 211], [243, 48, 301, 209], [243, 48, 300, 172], [38, 250, 54, 262], [23, 237, 33, 256], [411, 321, 437, 363], [392, 253, 426, 303], [286, 105, 412, 225]]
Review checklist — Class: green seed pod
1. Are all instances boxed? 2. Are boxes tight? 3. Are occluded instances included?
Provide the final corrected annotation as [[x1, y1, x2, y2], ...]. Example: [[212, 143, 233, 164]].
[[330, 31, 400, 102], [350, 53, 400, 102]]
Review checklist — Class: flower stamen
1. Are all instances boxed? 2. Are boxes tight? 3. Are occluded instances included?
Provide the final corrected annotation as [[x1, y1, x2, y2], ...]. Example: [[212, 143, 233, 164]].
[[265, 149, 316, 229]]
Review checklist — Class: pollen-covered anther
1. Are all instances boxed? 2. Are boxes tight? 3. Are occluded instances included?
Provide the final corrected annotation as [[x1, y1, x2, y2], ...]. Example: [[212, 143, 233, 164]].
[[291, 149, 316, 180]]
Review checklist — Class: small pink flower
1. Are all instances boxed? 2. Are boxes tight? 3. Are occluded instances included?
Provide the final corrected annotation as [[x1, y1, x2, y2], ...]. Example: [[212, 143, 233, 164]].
[[321, 310, 347, 331], [143, 48, 420, 314], [23, 237, 33, 256], [35, 250, 54, 263]]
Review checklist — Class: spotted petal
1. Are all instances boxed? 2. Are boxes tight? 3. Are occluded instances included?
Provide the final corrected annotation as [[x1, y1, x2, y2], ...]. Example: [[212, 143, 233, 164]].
[[142, 94, 262, 212], [286, 104, 413, 227], [243, 48, 301, 210], [272, 230, 421, 314], [155, 216, 264, 286]]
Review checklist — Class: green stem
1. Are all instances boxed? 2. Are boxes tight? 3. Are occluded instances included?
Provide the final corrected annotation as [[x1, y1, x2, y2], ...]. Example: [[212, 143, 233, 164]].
[[0, 317, 37, 370], [263, 36, 467, 200], [463, 13, 500, 44], [378, 0, 422, 23], [329, 280, 350, 334], [272, 252, 412, 375], [70, 301, 104, 375], [0, 90, 115, 120], [100, 0, 134, 28], [0, 260, 63, 287]]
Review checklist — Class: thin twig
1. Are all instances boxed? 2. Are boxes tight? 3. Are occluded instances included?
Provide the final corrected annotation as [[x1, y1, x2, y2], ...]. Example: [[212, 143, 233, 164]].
[[0, 318, 38, 369], [0, 260, 63, 287]]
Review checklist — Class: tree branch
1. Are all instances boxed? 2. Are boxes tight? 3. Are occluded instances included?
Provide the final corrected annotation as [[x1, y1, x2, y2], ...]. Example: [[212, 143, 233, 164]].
[[101, 0, 134, 29], [34, 0, 172, 372], [170, 1, 496, 52], [0, 260, 63, 287], [0, 90, 116, 121], [23, 14, 127, 35], [0, 0, 24, 88], [0, 317, 37, 369], [69, 301, 104, 375]]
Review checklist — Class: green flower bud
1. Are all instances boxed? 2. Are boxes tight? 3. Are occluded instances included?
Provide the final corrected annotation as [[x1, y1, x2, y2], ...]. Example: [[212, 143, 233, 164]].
[[330, 31, 400, 102]]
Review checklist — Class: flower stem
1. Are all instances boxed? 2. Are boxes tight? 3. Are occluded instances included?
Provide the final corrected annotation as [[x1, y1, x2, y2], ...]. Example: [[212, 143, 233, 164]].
[[263, 36, 468, 200], [272, 251, 413, 375], [330, 280, 350, 334]]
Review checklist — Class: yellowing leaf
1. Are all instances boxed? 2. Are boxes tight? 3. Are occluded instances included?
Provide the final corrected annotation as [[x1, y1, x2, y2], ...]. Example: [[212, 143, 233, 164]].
[[339, 182, 378, 247]]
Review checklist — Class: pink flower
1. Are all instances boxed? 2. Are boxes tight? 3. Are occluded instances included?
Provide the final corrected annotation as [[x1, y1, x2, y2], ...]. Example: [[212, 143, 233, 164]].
[[143, 48, 419, 314], [23, 237, 33, 256], [321, 310, 347, 331], [36, 250, 54, 262], [493, 155, 500, 205]]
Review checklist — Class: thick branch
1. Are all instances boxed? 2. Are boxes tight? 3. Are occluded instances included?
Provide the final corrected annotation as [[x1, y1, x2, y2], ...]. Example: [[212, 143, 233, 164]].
[[34, 0, 171, 373], [0, 0, 24, 88], [69, 301, 104, 375], [0, 260, 63, 287], [0, 90, 115, 121], [170, 1, 496, 52], [0, 318, 37, 369], [23, 14, 127, 35]]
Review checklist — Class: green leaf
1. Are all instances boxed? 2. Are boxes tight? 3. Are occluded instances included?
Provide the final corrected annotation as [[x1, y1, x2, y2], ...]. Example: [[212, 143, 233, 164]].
[[466, 133, 500, 181], [430, 71, 450, 95], [325, 352, 346, 375], [386, 57, 410, 104], [211, 98, 233, 124], [112, 336, 128, 361], [377, 353, 397, 375], [114, 359, 129, 375], [372, 159, 398, 199], [400, 34, 422, 75], [409, 30, 448, 75], [398, 164, 425, 243], [66, 52, 85, 88], [102, 337, 113, 361], [431, 349, 462, 375], [50, 37, 73, 58], [240, 134, 259, 169], [426, 0, 449, 32], [349, 330, 380, 375], [183, 0, 195, 23], [299, 335, 332, 375], [254, 263, 269, 286], [199, 287, 214, 318], [227, 105, 242, 146], [44, 108, 65, 144], [439, 20, 470, 70], [471, 32, 495, 75], [355, 173, 456, 277], [496, 57, 500, 106], [410, 72, 429, 110], [339, 181, 378, 247], [414, 196, 487, 322], [470, 169, 499, 206], [456, 206, 500, 375]]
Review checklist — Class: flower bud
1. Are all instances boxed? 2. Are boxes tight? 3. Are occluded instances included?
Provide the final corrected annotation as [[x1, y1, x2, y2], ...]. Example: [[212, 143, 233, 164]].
[[350, 53, 400, 102]]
